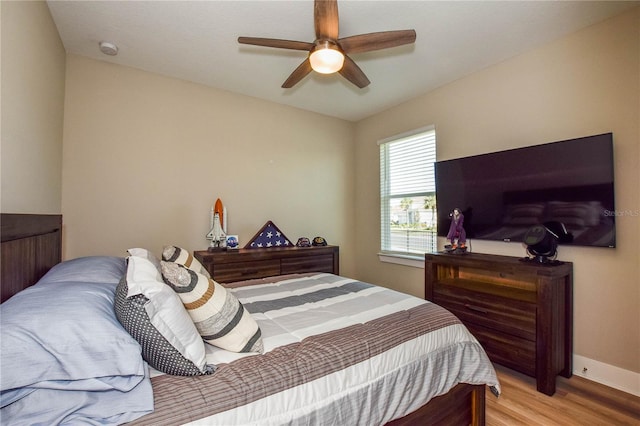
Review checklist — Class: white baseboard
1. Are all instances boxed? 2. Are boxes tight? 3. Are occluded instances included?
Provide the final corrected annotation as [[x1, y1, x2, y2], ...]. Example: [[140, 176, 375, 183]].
[[573, 354, 640, 397]]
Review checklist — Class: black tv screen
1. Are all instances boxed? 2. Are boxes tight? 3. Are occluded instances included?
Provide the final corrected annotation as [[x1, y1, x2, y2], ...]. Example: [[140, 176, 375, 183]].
[[435, 133, 615, 248]]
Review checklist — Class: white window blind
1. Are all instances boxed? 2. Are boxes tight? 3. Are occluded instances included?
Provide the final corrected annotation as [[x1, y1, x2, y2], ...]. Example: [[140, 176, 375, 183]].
[[379, 127, 437, 255]]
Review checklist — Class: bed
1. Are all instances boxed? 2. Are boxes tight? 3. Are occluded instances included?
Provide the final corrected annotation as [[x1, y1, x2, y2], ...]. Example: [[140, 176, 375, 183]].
[[0, 214, 500, 425]]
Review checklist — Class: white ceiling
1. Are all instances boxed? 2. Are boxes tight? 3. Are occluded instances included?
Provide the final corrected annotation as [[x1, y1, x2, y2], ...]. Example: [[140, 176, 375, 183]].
[[46, 1, 637, 122]]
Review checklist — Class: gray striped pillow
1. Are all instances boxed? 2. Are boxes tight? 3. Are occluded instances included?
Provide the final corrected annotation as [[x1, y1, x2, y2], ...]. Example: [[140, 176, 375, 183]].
[[160, 261, 263, 353]]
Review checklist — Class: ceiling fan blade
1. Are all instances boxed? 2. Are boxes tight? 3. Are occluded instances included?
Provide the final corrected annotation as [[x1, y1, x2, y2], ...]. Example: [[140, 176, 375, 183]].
[[282, 58, 313, 88], [238, 37, 314, 51], [338, 30, 416, 54], [338, 55, 370, 88], [314, 0, 339, 40]]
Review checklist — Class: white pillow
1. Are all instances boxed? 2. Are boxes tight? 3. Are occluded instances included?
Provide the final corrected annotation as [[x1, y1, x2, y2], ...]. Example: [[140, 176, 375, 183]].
[[127, 248, 161, 272], [125, 254, 209, 374]]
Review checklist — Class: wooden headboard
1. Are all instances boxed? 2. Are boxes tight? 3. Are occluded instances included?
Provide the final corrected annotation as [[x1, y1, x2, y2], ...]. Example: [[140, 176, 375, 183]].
[[1, 213, 62, 303]]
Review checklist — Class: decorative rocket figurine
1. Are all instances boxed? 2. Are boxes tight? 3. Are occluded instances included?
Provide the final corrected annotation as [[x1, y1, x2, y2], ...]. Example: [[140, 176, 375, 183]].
[[206, 198, 227, 248]]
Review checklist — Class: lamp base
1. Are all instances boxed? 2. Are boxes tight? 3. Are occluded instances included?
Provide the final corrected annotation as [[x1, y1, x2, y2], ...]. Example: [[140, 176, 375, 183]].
[[519, 256, 564, 265], [444, 245, 468, 255]]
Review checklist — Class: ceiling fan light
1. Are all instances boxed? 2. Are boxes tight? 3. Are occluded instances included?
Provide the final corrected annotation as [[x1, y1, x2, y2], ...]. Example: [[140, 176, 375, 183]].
[[309, 46, 344, 74]]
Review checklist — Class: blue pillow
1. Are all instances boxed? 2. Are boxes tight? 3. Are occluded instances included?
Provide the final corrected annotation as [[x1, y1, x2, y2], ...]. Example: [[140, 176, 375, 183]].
[[0, 257, 152, 424], [38, 256, 126, 285]]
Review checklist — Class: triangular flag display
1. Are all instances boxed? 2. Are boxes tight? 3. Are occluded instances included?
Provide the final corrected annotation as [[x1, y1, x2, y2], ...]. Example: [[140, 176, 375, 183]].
[[244, 221, 293, 249]]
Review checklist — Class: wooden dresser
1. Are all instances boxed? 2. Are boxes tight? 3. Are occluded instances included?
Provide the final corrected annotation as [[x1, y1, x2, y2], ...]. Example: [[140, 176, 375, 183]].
[[424, 252, 573, 395], [194, 245, 339, 283]]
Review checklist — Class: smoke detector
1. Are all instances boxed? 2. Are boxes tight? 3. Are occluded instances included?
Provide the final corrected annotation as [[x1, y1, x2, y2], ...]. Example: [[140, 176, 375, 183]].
[[99, 41, 118, 56]]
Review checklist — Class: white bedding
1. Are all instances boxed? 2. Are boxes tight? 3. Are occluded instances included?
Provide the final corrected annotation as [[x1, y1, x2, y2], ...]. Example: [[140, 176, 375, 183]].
[[144, 273, 500, 425]]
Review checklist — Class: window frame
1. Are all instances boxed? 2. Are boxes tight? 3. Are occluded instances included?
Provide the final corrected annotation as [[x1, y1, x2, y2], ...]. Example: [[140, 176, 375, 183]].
[[378, 125, 437, 264]]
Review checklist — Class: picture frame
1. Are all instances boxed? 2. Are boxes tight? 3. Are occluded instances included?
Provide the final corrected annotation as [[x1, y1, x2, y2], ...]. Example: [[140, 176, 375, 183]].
[[244, 221, 292, 249]]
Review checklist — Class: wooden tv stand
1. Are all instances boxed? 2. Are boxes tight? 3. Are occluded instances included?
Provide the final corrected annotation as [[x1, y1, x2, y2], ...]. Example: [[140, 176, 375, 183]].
[[424, 252, 573, 395]]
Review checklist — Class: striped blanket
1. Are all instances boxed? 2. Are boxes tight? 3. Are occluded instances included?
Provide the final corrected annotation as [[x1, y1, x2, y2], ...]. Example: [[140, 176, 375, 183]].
[[131, 273, 500, 425]]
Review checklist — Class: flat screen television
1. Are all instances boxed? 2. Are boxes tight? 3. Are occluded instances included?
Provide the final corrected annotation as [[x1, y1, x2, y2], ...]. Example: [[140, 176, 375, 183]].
[[435, 133, 615, 248]]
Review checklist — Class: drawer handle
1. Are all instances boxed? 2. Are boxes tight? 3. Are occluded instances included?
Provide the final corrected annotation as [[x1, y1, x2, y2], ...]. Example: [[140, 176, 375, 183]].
[[465, 304, 489, 315]]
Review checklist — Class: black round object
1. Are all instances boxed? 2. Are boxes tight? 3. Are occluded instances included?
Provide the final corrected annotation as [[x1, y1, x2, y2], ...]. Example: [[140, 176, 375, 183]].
[[523, 225, 558, 262], [312, 236, 327, 246]]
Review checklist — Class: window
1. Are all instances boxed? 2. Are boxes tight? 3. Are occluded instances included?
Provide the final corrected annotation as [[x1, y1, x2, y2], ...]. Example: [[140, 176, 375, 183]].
[[379, 126, 437, 256]]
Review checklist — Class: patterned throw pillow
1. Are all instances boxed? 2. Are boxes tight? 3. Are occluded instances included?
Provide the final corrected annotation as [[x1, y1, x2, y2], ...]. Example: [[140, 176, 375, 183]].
[[162, 245, 211, 278], [160, 261, 264, 353], [119, 254, 212, 375], [114, 278, 215, 376]]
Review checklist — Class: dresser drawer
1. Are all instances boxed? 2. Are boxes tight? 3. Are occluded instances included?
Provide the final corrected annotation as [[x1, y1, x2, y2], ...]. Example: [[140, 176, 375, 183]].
[[281, 254, 335, 274], [466, 323, 536, 377], [434, 283, 536, 341], [212, 259, 280, 282], [195, 246, 339, 284]]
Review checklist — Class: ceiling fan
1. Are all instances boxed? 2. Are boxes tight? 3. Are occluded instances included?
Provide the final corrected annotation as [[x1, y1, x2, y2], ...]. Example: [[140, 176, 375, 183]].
[[238, 0, 416, 89]]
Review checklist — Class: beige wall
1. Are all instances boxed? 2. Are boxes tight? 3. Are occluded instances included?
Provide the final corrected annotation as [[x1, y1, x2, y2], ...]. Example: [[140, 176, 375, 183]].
[[61, 55, 357, 275], [355, 8, 639, 375], [1, 1, 65, 213]]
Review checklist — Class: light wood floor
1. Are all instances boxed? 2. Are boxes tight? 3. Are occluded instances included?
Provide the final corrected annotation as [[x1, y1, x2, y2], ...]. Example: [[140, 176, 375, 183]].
[[486, 364, 640, 425]]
